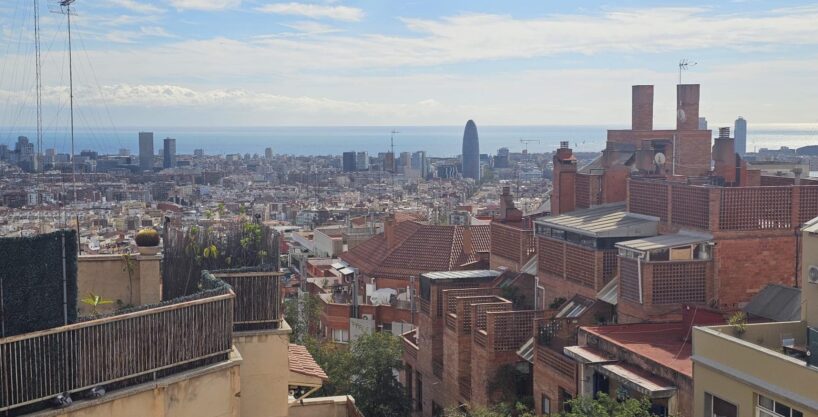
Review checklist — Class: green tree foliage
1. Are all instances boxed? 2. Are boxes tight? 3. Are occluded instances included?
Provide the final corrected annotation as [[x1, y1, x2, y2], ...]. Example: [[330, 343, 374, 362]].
[[284, 293, 322, 344], [561, 393, 656, 417], [307, 332, 411, 417], [445, 402, 536, 417]]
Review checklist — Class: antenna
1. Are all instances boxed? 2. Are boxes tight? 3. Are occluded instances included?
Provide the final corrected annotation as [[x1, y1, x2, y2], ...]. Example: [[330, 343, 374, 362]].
[[34, 0, 43, 172], [678, 58, 697, 84], [53, 0, 79, 245], [519, 139, 540, 154]]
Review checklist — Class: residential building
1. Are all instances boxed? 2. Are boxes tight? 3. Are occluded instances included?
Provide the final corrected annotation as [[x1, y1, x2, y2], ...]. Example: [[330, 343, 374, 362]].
[[735, 116, 747, 156], [356, 151, 369, 171], [692, 217, 818, 417]]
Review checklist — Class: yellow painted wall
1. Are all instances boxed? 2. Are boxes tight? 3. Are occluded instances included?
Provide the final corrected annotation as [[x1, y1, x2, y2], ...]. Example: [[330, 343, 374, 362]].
[[693, 326, 818, 417], [77, 254, 162, 315], [39, 351, 241, 417], [233, 322, 293, 417], [801, 228, 818, 326]]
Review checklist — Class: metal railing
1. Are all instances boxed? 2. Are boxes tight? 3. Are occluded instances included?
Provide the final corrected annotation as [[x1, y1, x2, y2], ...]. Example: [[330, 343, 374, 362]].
[[0, 284, 234, 412]]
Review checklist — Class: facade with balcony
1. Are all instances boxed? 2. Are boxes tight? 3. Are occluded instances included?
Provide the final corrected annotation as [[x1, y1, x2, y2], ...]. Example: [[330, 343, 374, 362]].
[[0, 251, 361, 417], [692, 218, 818, 417]]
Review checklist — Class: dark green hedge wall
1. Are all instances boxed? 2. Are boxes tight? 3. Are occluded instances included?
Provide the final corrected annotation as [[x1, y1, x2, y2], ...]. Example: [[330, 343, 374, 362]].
[[0, 230, 78, 337]]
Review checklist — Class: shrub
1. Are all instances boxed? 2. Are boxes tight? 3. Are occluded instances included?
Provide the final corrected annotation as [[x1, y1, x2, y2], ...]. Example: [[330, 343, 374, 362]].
[[135, 228, 160, 247]]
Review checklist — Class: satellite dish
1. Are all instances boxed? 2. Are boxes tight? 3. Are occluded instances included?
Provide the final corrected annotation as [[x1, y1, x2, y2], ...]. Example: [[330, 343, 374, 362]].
[[654, 153, 667, 165], [677, 109, 687, 123]]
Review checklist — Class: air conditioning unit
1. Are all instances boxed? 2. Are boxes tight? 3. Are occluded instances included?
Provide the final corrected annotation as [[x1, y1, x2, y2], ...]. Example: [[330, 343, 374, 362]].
[[362, 314, 374, 320], [809, 265, 818, 284]]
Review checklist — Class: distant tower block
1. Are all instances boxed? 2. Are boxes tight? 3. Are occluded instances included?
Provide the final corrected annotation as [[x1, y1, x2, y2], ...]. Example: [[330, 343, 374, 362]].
[[676, 84, 700, 131], [632, 85, 654, 130], [461, 120, 480, 181], [734, 117, 747, 156]]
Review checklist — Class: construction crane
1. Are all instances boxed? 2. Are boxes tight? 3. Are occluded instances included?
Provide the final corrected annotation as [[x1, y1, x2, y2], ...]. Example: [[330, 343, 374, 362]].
[[520, 139, 540, 155]]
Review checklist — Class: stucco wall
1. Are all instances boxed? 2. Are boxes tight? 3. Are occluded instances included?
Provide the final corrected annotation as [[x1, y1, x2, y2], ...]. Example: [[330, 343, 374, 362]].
[[233, 322, 292, 417], [77, 254, 162, 315], [33, 350, 242, 417]]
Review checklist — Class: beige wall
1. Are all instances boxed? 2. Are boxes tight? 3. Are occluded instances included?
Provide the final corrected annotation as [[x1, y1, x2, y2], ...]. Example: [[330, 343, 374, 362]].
[[802, 227, 818, 326], [32, 349, 242, 417], [233, 321, 293, 417], [289, 396, 351, 417], [693, 326, 818, 417], [77, 254, 162, 315]]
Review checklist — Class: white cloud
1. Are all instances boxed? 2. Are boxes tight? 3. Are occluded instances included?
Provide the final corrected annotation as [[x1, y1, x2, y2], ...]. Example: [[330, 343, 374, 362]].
[[280, 21, 341, 34], [168, 0, 240, 11], [107, 0, 165, 14], [256, 2, 364, 22]]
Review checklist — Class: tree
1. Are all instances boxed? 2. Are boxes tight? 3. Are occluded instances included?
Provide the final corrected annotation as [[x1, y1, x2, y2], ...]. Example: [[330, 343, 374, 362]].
[[560, 393, 656, 417], [445, 402, 536, 417], [284, 293, 321, 344], [348, 332, 411, 417], [307, 332, 410, 417]]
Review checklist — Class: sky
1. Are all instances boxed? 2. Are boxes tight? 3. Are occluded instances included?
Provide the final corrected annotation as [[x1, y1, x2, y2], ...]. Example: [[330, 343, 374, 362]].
[[2, 0, 818, 128]]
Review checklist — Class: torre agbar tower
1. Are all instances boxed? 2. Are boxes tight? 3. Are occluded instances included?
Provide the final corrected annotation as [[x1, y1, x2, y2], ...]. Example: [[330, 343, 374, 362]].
[[462, 119, 480, 181]]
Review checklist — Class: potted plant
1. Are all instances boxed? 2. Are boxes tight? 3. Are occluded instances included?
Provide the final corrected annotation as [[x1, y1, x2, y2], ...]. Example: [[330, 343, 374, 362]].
[[135, 228, 161, 255]]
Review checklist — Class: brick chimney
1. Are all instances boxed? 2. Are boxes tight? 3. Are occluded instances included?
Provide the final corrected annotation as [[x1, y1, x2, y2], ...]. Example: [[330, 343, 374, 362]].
[[551, 142, 577, 216], [461, 224, 474, 256], [384, 213, 396, 249], [632, 85, 654, 131], [676, 84, 700, 131], [712, 127, 737, 185]]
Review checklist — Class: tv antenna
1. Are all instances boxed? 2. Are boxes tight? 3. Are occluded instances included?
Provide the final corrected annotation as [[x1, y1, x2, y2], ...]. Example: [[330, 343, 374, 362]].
[[34, 0, 43, 172], [51, 0, 79, 240], [390, 130, 399, 155], [678, 59, 697, 84]]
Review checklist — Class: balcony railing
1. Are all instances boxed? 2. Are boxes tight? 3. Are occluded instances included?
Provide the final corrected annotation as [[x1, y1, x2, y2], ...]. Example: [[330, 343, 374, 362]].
[[402, 329, 418, 361], [213, 269, 282, 331], [419, 298, 431, 315], [0, 274, 234, 412]]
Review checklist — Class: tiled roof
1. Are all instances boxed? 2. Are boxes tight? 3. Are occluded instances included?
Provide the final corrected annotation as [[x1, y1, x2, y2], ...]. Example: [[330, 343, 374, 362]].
[[288, 344, 328, 381], [339, 221, 490, 279]]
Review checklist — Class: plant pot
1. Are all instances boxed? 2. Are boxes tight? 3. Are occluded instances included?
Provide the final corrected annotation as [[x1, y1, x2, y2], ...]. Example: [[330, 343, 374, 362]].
[[137, 245, 161, 256]]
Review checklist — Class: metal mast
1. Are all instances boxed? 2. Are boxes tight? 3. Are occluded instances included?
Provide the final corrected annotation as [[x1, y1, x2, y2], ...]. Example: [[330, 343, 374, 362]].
[[34, 0, 43, 172], [54, 0, 77, 202]]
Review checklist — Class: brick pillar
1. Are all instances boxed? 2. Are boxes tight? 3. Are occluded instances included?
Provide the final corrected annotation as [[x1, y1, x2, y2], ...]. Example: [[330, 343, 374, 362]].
[[708, 188, 721, 231], [632, 85, 654, 131], [676, 84, 700, 131]]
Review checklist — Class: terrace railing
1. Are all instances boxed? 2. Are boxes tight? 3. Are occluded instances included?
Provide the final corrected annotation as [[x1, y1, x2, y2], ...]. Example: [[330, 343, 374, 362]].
[[0, 277, 234, 412], [213, 270, 282, 331]]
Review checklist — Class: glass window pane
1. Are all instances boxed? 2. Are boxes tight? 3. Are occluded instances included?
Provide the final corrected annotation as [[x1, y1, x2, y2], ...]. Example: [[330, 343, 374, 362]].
[[712, 396, 737, 417], [758, 395, 774, 411], [775, 403, 791, 417]]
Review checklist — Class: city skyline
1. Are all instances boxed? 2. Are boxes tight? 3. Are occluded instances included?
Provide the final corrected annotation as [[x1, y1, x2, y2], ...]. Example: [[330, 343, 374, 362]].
[[2, 1, 818, 128]]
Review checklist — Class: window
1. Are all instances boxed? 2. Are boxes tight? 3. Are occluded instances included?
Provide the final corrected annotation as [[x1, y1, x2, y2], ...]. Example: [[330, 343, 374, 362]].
[[415, 371, 423, 411], [704, 393, 737, 417], [559, 387, 573, 413], [541, 394, 551, 415], [332, 328, 349, 343], [757, 394, 803, 417]]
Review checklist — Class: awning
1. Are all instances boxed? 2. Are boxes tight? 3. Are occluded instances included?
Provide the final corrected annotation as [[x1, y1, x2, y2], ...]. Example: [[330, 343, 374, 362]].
[[331, 261, 348, 270], [563, 345, 615, 365], [338, 267, 355, 276], [596, 363, 676, 398], [517, 337, 535, 364], [597, 277, 619, 305]]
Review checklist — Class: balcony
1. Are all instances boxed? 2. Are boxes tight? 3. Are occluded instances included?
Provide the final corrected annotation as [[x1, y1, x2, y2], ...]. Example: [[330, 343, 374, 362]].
[[0, 272, 234, 413], [693, 321, 818, 412], [402, 329, 419, 361]]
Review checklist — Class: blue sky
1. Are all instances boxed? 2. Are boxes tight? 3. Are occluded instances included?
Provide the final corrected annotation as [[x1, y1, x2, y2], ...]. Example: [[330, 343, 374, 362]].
[[2, 0, 818, 127]]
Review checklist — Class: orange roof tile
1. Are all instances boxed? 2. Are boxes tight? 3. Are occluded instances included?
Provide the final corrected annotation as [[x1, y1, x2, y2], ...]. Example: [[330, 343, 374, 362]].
[[288, 344, 328, 381]]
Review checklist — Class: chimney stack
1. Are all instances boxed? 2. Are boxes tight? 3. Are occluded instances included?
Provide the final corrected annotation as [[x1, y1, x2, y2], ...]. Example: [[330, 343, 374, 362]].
[[632, 85, 654, 130], [676, 84, 700, 130], [718, 127, 731, 139], [552, 144, 577, 216], [384, 214, 396, 249]]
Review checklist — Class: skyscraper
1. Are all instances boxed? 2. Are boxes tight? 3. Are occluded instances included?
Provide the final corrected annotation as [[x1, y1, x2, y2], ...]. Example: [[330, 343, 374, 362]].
[[139, 132, 154, 171], [265, 147, 273, 160], [461, 120, 480, 180], [342, 151, 357, 172], [698, 117, 708, 130], [163, 137, 177, 169], [356, 151, 369, 171], [734, 117, 747, 156]]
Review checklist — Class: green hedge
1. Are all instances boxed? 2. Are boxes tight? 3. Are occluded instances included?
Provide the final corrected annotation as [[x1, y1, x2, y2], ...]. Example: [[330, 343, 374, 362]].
[[0, 230, 78, 337]]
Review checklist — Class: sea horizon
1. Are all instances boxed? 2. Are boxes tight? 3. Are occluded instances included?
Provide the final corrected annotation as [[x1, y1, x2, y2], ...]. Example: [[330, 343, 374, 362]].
[[2, 124, 817, 158]]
